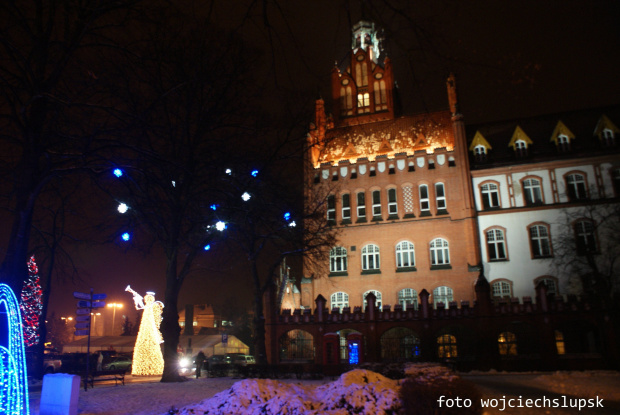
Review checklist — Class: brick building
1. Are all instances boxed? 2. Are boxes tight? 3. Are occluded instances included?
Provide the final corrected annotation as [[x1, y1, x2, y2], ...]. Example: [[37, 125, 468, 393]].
[[301, 20, 480, 313]]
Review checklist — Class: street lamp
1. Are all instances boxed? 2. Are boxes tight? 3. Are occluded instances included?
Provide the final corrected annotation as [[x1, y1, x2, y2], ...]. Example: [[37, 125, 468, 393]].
[[107, 303, 123, 336], [91, 312, 101, 336]]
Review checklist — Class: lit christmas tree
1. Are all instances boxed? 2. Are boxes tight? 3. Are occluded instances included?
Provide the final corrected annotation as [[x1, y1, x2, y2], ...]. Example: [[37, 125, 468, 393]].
[[125, 286, 164, 376], [20, 255, 43, 347]]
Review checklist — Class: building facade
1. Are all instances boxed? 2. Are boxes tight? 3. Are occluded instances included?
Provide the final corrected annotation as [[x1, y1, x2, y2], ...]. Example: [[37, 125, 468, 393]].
[[302, 20, 480, 312]]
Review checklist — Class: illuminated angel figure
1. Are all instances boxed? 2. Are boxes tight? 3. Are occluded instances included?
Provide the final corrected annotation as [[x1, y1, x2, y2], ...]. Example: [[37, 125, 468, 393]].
[[126, 286, 164, 376]]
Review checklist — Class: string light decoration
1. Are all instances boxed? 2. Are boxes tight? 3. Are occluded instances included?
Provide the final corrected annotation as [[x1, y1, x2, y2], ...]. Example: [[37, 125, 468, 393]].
[[0, 283, 30, 415], [125, 286, 164, 376], [19, 255, 43, 347]]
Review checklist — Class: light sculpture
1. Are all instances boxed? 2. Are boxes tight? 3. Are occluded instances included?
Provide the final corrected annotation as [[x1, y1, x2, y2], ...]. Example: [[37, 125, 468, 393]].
[[125, 286, 164, 376], [0, 283, 30, 414]]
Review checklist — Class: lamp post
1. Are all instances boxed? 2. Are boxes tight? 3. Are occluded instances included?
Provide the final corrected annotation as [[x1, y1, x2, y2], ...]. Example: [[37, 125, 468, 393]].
[[91, 312, 101, 336], [107, 303, 123, 336]]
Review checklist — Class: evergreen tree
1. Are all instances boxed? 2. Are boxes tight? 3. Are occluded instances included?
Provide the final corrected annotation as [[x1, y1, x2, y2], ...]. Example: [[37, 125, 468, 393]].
[[20, 255, 43, 347]]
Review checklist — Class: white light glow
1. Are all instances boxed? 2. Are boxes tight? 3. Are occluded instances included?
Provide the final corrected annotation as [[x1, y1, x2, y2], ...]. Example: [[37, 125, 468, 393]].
[[117, 203, 129, 214], [215, 221, 226, 232], [242, 192, 251, 201]]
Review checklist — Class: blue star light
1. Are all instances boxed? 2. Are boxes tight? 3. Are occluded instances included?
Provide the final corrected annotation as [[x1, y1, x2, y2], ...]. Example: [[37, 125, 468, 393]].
[[284, 212, 291, 221], [204, 244, 211, 251], [121, 232, 131, 241], [113, 168, 124, 178], [251, 170, 259, 177], [210, 204, 219, 211]]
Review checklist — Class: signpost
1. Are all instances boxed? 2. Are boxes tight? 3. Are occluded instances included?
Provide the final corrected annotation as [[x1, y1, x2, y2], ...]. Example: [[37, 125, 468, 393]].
[[73, 289, 107, 390]]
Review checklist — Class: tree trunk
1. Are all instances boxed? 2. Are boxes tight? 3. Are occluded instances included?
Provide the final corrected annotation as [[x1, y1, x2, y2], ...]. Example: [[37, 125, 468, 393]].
[[160, 264, 184, 382]]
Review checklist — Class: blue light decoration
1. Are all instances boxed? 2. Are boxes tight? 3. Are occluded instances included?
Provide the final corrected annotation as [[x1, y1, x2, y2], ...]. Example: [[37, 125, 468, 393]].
[[210, 204, 219, 211], [113, 168, 124, 178], [251, 170, 259, 177], [0, 283, 30, 415], [348, 342, 359, 365], [283, 212, 291, 221], [121, 232, 131, 241], [203, 244, 211, 251]]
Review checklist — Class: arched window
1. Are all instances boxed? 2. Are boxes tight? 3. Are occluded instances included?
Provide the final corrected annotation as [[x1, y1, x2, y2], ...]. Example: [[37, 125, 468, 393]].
[[491, 280, 513, 298], [437, 334, 457, 358], [395, 241, 415, 269], [565, 173, 588, 201], [435, 183, 446, 210], [602, 129, 615, 147], [387, 188, 398, 216], [480, 182, 500, 209], [486, 228, 507, 260], [329, 247, 347, 273], [381, 327, 420, 361], [279, 330, 315, 362], [535, 276, 559, 296], [430, 238, 450, 265], [474, 145, 487, 162], [557, 134, 571, 152], [498, 332, 518, 356], [362, 244, 380, 270], [515, 139, 528, 157], [522, 178, 543, 205], [555, 330, 565, 355], [326, 195, 335, 222], [363, 290, 382, 311], [340, 86, 353, 116], [432, 286, 453, 306], [398, 288, 418, 309], [330, 292, 349, 312], [341, 194, 351, 221], [357, 92, 370, 113], [372, 190, 381, 218], [574, 220, 597, 254], [529, 224, 552, 258]]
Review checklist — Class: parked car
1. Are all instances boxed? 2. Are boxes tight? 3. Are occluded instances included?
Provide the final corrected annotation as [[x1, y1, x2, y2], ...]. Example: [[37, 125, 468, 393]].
[[228, 354, 255, 366], [43, 355, 62, 374], [102, 356, 132, 372], [207, 355, 231, 366]]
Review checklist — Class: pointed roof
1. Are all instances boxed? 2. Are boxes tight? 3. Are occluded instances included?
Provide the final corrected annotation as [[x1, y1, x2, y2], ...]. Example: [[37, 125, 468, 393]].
[[508, 126, 533, 148], [469, 131, 492, 151], [550, 120, 575, 144], [594, 114, 620, 136]]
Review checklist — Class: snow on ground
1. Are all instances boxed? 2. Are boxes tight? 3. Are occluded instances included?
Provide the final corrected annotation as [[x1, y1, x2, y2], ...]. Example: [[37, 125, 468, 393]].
[[27, 368, 620, 415]]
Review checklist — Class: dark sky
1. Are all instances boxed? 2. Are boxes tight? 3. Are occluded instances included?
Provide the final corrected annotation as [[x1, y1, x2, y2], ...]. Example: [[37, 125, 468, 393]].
[[47, 0, 620, 321]]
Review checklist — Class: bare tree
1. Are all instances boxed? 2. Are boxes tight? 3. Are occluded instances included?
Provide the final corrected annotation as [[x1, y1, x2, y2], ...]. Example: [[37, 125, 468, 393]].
[[552, 202, 620, 305]]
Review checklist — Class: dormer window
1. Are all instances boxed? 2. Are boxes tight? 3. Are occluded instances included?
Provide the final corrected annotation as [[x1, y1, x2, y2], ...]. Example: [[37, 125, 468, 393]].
[[474, 145, 487, 162], [602, 129, 615, 147], [514, 140, 528, 157], [557, 134, 571, 152]]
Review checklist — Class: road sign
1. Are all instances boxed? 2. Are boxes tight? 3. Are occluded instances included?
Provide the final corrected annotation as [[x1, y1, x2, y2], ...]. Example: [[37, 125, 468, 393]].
[[92, 293, 107, 300], [77, 300, 91, 308], [74, 330, 90, 337], [76, 308, 90, 315], [91, 301, 106, 308], [73, 291, 91, 300], [75, 322, 90, 329], [75, 315, 90, 322], [222, 333, 228, 345]]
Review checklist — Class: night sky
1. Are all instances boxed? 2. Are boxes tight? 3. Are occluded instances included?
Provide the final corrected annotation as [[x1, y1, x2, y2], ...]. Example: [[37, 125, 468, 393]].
[[41, 0, 620, 321]]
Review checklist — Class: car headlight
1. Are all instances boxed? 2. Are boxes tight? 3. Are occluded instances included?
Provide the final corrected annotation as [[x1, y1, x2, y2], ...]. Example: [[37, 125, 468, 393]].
[[179, 357, 191, 368]]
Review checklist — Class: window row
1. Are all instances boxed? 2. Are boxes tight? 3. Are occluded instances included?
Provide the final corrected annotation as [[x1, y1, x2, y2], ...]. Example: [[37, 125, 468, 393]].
[[327, 184, 447, 223], [479, 169, 620, 210], [491, 276, 559, 298], [484, 220, 598, 262], [330, 286, 454, 312], [330, 239, 451, 273]]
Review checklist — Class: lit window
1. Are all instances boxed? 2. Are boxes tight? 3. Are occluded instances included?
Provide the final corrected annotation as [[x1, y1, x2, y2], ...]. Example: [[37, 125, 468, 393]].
[[498, 332, 518, 356], [437, 334, 457, 358], [435, 183, 446, 210], [419, 185, 430, 212], [530, 224, 552, 258], [523, 178, 543, 205], [430, 238, 450, 265], [363, 290, 382, 311], [395, 241, 415, 268], [372, 190, 381, 218], [565, 173, 588, 201], [327, 195, 335, 222], [357, 92, 370, 113], [340, 86, 353, 116], [357, 192, 366, 220], [433, 286, 453, 306], [515, 140, 528, 157], [330, 247, 348, 273], [362, 244, 380, 270], [388, 188, 398, 215], [331, 292, 349, 312], [486, 229, 507, 260], [474, 145, 487, 162], [492, 281, 512, 298], [555, 330, 565, 355], [574, 220, 597, 254], [341, 194, 351, 221], [480, 183, 500, 209], [398, 288, 418, 309], [557, 134, 571, 152]]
